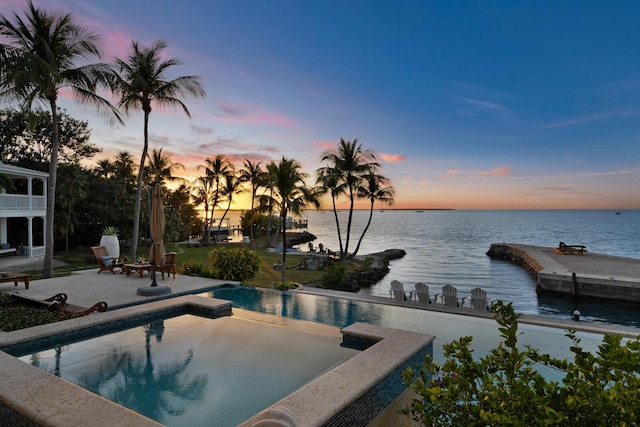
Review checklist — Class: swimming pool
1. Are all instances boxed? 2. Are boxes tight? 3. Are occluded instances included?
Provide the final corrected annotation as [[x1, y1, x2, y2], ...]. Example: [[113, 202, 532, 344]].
[[207, 287, 606, 380], [13, 312, 360, 427]]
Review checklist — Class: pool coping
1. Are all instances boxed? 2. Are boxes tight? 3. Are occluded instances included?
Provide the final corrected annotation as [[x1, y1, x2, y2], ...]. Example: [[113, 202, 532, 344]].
[[0, 295, 435, 427]]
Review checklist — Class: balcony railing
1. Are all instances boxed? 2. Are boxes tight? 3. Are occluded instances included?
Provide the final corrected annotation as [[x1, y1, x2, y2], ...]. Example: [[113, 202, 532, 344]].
[[0, 194, 46, 210]]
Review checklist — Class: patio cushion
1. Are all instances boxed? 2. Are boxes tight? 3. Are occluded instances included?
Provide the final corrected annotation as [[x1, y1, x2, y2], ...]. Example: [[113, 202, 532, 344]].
[[99, 255, 113, 266]]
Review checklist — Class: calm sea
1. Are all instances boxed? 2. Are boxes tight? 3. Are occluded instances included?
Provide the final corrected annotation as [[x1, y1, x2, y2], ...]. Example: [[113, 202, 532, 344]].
[[225, 209, 640, 328]]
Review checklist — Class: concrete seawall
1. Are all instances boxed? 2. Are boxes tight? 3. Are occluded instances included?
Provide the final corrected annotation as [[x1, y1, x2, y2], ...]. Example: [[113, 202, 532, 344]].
[[487, 243, 640, 305]]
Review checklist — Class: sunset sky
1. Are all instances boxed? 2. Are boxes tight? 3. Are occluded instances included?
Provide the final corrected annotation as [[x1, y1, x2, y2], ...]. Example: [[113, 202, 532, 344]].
[[3, 0, 640, 210]]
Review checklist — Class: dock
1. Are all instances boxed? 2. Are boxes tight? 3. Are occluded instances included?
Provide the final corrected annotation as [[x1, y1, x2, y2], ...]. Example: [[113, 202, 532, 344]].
[[487, 243, 640, 305]]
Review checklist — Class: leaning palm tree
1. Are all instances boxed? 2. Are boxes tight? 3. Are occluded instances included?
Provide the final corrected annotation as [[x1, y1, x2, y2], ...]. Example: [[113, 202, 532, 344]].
[[217, 172, 244, 240], [0, 2, 122, 277], [319, 138, 379, 260], [112, 39, 205, 259], [238, 159, 265, 249], [316, 166, 347, 256], [351, 170, 395, 257], [197, 155, 233, 246], [145, 147, 184, 187], [265, 157, 319, 283]]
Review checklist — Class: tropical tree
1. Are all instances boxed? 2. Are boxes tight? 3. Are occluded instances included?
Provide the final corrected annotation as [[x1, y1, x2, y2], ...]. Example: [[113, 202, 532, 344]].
[[145, 147, 184, 186], [197, 155, 233, 245], [239, 159, 265, 249], [265, 157, 319, 283], [55, 163, 88, 257], [315, 166, 347, 256], [217, 172, 244, 239], [0, 2, 121, 277], [351, 170, 395, 257], [0, 173, 14, 192], [112, 39, 205, 259], [318, 138, 379, 260]]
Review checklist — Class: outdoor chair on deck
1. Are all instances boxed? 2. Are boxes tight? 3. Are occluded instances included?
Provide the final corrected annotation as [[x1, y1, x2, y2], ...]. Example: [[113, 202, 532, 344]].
[[308, 242, 316, 252], [468, 287, 492, 312], [157, 252, 177, 280], [414, 282, 437, 305], [390, 280, 414, 302], [441, 284, 465, 309], [91, 246, 126, 274]]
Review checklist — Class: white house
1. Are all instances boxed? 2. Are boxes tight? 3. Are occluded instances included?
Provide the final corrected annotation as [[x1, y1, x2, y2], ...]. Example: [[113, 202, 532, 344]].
[[0, 161, 48, 265]]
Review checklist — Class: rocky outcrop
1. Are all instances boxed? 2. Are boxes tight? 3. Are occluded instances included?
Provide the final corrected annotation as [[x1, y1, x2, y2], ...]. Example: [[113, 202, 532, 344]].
[[341, 249, 407, 292], [285, 231, 316, 247]]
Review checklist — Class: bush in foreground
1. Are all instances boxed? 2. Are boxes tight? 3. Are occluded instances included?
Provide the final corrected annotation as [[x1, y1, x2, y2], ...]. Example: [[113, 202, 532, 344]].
[[403, 301, 640, 426], [208, 247, 261, 282], [0, 294, 76, 331]]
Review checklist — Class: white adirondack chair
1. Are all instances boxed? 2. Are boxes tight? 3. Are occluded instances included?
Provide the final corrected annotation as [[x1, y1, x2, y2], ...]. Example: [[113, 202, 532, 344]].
[[414, 282, 437, 305], [469, 287, 492, 312], [441, 284, 464, 309], [389, 280, 413, 302]]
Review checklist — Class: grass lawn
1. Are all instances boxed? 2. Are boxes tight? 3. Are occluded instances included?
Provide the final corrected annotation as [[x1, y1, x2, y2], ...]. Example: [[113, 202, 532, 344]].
[[25, 235, 361, 288]]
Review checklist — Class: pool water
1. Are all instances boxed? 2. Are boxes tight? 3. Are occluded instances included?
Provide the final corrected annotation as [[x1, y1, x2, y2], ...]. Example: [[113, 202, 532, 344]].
[[17, 314, 359, 427], [208, 287, 606, 380]]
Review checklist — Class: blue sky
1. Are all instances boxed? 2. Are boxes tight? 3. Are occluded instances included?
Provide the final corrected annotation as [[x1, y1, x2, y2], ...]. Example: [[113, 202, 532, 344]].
[[4, 0, 640, 209]]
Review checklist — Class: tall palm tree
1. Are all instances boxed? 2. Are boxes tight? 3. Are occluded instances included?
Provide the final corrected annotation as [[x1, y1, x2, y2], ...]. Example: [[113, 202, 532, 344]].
[[239, 159, 265, 249], [217, 172, 244, 240], [0, 2, 122, 277], [319, 138, 379, 260], [197, 155, 232, 245], [113, 40, 205, 259], [351, 170, 395, 257], [145, 147, 184, 186], [315, 166, 347, 256], [265, 157, 318, 283], [191, 176, 215, 244]]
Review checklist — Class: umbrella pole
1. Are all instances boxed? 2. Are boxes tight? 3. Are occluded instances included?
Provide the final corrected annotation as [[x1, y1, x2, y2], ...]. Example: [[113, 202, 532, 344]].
[[137, 184, 170, 296]]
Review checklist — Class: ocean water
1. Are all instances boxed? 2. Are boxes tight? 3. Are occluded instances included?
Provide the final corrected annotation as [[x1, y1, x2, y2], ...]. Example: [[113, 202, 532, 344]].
[[226, 209, 640, 327]]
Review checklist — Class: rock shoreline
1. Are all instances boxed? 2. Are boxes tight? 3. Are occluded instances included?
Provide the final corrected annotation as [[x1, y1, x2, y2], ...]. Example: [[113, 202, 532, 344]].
[[341, 249, 407, 292]]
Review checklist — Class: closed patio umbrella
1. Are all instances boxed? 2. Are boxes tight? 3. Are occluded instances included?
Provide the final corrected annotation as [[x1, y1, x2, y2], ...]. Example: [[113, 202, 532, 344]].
[[149, 182, 166, 275], [137, 182, 171, 295]]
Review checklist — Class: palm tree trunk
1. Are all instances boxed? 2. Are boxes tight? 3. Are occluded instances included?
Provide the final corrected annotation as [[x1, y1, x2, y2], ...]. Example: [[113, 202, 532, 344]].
[[131, 110, 150, 259], [342, 184, 356, 260], [331, 194, 344, 255], [42, 100, 59, 278], [281, 208, 287, 284], [350, 201, 374, 258]]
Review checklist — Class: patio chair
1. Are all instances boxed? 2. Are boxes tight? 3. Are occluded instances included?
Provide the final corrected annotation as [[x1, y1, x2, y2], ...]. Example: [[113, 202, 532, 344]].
[[91, 246, 126, 274], [468, 287, 492, 312], [441, 284, 464, 309], [389, 280, 413, 302], [157, 252, 177, 280], [414, 282, 437, 305]]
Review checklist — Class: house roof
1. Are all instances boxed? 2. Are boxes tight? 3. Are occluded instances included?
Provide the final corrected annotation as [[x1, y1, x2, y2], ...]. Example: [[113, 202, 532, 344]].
[[0, 161, 49, 178]]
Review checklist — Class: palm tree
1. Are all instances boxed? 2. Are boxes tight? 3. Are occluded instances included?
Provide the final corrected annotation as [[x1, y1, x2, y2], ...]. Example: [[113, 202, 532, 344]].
[[351, 170, 395, 257], [315, 166, 347, 256], [198, 155, 232, 245], [145, 147, 184, 186], [265, 157, 319, 283], [217, 172, 244, 240], [318, 138, 379, 260], [113, 39, 205, 259], [239, 159, 265, 249], [191, 176, 215, 244], [0, 2, 122, 277]]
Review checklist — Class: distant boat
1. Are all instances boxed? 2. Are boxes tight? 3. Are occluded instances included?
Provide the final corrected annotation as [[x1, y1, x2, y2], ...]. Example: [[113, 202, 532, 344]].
[[415, 210, 424, 213], [616, 211, 621, 215]]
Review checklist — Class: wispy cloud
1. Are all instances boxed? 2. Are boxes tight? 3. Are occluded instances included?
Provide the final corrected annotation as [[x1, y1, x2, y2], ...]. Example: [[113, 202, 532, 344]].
[[380, 153, 405, 163], [214, 101, 299, 130], [191, 124, 213, 135], [313, 139, 337, 151], [455, 98, 515, 123], [441, 169, 462, 179], [475, 166, 511, 176], [543, 111, 640, 130]]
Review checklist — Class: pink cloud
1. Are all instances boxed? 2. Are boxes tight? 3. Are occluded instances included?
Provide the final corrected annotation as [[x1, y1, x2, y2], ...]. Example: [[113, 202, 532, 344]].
[[475, 166, 511, 176], [214, 101, 299, 130], [442, 169, 462, 178], [380, 153, 405, 163], [313, 139, 338, 151]]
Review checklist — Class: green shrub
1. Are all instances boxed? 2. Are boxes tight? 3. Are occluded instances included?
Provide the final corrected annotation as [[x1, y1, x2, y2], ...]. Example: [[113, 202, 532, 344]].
[[274, 282, 297, 290], [181, 260, 205, 276], [208, 247, 261, 282], [402, 301, 640, 426], [320, 262, 345, 288]]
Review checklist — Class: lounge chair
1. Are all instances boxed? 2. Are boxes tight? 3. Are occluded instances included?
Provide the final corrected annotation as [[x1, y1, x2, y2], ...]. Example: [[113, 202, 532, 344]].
[[555, 241, 587, 255], [91, 246, 126, 274], [308, 242, 316, 252], [441, 284, 464, 309], [157, 252, 177, 280], [414, 282, 437, 305], [390, 280, 413, 302], [468, 287, 492, 312]]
